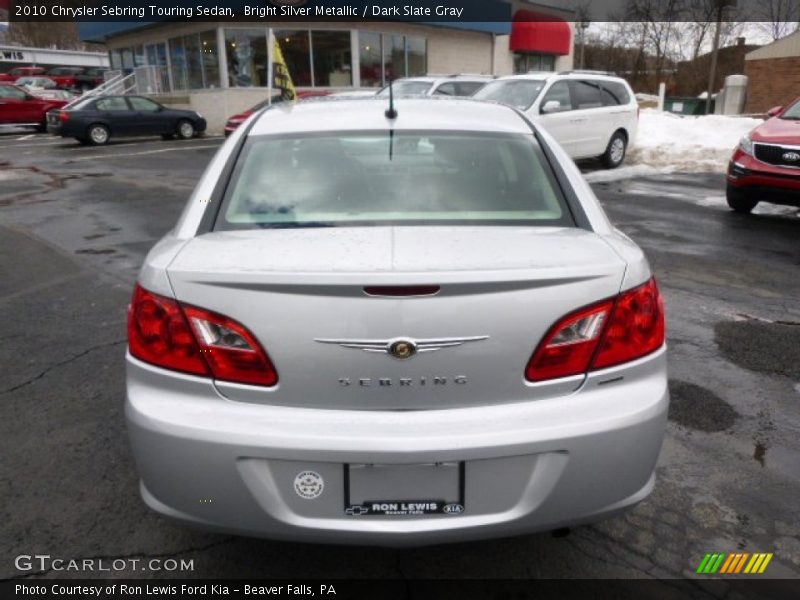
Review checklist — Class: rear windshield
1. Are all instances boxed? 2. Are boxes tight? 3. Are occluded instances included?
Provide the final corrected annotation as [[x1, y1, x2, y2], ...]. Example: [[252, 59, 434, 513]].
[[473, 80, 546, 110], [214, 131, 573, 230], [376, 81, 433, 97]]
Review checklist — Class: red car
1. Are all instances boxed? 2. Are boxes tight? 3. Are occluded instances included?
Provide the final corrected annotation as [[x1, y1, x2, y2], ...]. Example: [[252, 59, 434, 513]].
[[726, 97, 800, 213], [44, 66, 87, 91], [0, 83, 70, 130], [223, 90, 331, 136], [0, 66, 46, 82]]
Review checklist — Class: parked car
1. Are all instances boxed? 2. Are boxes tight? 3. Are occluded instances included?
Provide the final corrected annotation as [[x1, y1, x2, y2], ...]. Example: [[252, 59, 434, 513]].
[[376, 75, 493, 98], [473, 72, 639, 169], [31, 89, 77, 102], [126, 97, 667, 545], [726, 97, 800, 213], [73, 67, 107, 93], [0, 66, 46, 83], [47, 95, 206, 145], [44, 66, 86, 91], [0, 83, 69, 131], [223, 90, 331, 136], [15, 76, 57, 90]]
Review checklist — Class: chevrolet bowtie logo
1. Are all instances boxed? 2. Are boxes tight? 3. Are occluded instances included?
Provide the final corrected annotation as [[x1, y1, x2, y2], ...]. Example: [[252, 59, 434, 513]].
[[314, 336, 489, 359], [345, 506, 369, 516]]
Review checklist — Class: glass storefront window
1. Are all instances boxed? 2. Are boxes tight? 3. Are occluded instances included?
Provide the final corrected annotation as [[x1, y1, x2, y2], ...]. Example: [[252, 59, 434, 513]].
[[358, 32, 382, 87], [406, 37, 426, 77], [225, 29, 268, 87], [169, 37, 188, 89], [312, 31, 351, 87], [109, 50, 122, 70], [274, 30, 312, 87], [514, 53, 556, 74], [121, 48, 134, 71], [200, 31, 220, 89], [184, 34, 204, 89], [383, 35, 405, 82], [133, 46, 146, 67]]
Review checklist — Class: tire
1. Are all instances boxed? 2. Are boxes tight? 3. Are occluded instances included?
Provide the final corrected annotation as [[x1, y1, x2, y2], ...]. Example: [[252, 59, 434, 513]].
[[726, 184, 758, 214], [86, 123, 110, 146], [601, 130, 627, 169], [176, 119, 195, 140]]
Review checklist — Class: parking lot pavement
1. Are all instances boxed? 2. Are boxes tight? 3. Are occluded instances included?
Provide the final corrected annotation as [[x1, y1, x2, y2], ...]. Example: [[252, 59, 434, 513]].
[[1, 134, 799, 583]]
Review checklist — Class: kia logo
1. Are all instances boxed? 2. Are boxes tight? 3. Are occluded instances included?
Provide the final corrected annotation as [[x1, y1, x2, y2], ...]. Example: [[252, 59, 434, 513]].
[[782, 151, 800, 162]]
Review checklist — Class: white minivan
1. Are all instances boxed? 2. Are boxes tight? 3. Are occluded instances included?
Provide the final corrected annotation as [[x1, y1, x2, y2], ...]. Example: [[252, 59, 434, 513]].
[[474, 72, 638, 169]]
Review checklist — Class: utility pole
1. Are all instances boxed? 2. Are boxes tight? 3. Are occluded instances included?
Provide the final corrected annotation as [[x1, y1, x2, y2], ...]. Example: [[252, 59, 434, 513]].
[[706, 0, 735, 114], [578, 20, 590, 69]]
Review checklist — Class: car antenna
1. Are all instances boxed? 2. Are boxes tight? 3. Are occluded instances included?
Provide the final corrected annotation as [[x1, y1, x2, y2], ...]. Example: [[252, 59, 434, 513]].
[[385, 78, 397, 161], [385, 78, 398, 119]]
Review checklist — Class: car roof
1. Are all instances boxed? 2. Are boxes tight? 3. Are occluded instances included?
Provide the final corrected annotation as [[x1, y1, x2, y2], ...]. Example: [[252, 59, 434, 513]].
[[398, 75, 493, 84], [248, 97, 532, 136], [494, 72, 631, 84]]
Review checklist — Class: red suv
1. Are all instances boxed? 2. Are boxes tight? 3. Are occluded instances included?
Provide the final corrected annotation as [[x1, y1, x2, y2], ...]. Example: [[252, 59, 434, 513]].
[[0, 83, 70, 130], [726, 97, 800, 213]]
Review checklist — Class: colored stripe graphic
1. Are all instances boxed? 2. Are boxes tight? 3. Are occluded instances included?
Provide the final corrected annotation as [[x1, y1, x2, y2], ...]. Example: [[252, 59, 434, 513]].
[[698, 552, 773, 574], [720, 553, 736, 573], [721, 553, 738, 573]]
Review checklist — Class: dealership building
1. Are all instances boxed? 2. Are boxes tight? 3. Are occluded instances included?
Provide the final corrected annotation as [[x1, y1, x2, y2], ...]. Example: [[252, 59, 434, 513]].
[[78, 1, 575, 132]]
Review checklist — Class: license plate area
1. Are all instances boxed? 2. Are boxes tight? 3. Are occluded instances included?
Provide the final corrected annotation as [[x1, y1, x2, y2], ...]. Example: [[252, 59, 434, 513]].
[[344, 462, 465, 516]]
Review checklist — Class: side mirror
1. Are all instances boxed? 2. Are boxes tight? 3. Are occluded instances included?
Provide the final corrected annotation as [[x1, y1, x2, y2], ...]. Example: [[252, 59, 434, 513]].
[[766, 106, 783, 117], [541, 100, 563, 114]]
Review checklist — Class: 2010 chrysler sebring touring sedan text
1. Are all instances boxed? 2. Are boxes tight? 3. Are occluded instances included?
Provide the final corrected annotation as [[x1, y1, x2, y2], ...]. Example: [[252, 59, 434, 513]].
[[126, 97, 668, 546]]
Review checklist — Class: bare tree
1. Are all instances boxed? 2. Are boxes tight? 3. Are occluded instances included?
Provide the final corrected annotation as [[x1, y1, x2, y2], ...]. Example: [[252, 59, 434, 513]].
[[752, 0, 800, 40], [6, 22, 84, 50]]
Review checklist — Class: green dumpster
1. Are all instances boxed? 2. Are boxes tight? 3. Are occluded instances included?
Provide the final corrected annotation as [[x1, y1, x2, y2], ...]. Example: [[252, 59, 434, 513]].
[[664, 96, 715, 115]]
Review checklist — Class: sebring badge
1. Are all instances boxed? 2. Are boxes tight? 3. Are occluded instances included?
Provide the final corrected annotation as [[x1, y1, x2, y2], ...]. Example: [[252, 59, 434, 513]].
[[314, 336, 489, 359]]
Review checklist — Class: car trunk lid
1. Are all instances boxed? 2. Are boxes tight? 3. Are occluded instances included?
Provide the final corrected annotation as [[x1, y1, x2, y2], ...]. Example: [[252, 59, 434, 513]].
[[166, 226, 627, 410]]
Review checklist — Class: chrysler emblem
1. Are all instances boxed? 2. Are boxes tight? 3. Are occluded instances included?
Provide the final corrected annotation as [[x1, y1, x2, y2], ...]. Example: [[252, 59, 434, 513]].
[[782, 151, 800, 162], [389, 340, 416, 359], [314, 335, 489, 359]]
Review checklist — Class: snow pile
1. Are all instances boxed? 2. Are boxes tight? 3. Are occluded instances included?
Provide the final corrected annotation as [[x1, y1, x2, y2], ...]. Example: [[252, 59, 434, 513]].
[[628, 108, 762, 173], [635, 93, 659, 103]]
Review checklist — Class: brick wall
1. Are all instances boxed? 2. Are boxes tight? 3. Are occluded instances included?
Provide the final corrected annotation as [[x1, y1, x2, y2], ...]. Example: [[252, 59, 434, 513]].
[[744, 56, 800, 113]]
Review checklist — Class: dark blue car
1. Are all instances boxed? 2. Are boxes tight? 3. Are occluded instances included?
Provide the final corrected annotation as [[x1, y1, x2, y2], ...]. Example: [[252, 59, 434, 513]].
[[47, 95, 206, 145]]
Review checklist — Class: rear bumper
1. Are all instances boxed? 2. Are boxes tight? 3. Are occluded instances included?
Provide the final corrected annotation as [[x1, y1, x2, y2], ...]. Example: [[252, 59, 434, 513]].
[[125, 348, 668, 546]]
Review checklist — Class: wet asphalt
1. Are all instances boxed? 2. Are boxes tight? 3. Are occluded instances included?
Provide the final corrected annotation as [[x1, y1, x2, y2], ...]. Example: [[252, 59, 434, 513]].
[[0, 130, 798, 589]]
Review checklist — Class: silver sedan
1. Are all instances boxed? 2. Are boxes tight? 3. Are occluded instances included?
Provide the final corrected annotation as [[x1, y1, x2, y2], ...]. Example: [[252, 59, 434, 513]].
[[126, 97, 668, 545]]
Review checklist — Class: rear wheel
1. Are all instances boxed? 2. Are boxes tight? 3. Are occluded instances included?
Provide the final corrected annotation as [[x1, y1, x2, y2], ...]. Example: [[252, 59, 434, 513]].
[[87, 123, 110, 146], [601, 131, 627, 169], [726, 184, 758, 213], [176, 119, 195, 140]]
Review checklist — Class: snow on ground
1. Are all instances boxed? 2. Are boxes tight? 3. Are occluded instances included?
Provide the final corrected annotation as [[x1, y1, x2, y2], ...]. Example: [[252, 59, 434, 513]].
[[585, 109, 763, 182]]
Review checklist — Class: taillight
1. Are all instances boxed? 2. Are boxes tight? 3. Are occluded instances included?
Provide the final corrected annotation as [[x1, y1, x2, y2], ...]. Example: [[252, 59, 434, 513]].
[[182, 305, 278, 386], [127, 285, 278, 386], [59, 111, 69, 122], [525, 278, 664, 382], [127, 285, 209, 377]]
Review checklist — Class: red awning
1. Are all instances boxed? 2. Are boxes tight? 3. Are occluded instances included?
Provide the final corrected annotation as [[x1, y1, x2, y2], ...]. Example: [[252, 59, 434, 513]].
[[510, 10, 572, 56]]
